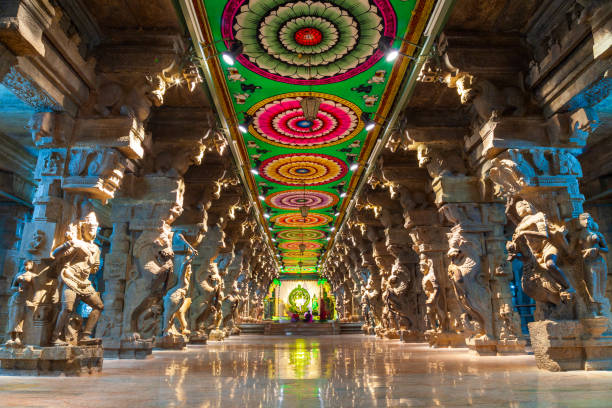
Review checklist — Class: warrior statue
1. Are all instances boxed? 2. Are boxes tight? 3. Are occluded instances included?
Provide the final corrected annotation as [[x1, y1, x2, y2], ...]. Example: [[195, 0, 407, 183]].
[[161, 234, 198, 337], [51, 211, 104, 346]]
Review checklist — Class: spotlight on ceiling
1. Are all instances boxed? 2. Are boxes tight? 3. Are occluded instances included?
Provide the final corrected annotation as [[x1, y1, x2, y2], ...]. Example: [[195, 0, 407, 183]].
[[258, 195, 265, 201], [349, 162, 359, 171], [361, 112, 376, 131], [221, 40, 243, 65], [263, 213, 270, 219], [334, 212, 340, 217], [340, 192, 347, 198], [330, 226, 335, 232], [378, 35, 399, 62], [250, 168, 259, 175], [238, 114, 253, 133]]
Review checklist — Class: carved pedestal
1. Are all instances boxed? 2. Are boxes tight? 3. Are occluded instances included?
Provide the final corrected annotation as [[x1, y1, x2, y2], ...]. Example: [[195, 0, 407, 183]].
[[400, 329, 425, 343], [189, 332, 208, 344], [529, 318, 612, 371], [208, 329, 225, 341], [425, 330, 466, 348], [155, 334, 188, 350], [0, 344, 103, 375], [103, 337, 153, 359]]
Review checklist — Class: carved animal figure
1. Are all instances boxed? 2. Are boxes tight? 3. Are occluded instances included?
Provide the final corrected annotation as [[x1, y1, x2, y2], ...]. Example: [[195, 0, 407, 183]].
[[94, 75, 166, 122], [455, 74, 525, 122]]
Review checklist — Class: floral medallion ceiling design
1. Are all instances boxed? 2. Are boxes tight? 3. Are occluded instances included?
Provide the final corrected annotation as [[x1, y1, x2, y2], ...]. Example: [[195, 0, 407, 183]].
[[197, 0, 433, 276]]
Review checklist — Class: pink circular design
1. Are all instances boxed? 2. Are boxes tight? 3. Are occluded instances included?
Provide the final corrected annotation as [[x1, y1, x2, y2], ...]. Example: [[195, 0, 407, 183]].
[[251, 96, 359, 148], [267, 190, 338, 210]]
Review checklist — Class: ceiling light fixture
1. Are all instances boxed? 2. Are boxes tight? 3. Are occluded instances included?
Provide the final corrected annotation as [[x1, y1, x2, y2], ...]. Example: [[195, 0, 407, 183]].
[[238, 114, 253, 133], [340, 192, 347, 198], [334, 212, 340, 217], [263, 213, 270, 219], [221, 40, 244, 65], [299, 205, 310, 218], [250, 168, 259, 175], [378, 36, 421, 63], [361, 112, 377, 131]]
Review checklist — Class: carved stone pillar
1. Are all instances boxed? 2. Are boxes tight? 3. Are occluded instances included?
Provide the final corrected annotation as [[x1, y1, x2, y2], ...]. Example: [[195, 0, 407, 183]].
[[441, 203, 526, 355], [409, 226, 465, 348], [490, 146, 612, 370]]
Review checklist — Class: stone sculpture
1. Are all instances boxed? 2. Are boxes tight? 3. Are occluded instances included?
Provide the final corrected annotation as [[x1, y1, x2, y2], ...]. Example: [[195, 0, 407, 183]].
[[574, 213, 609, 317], [159, 234, 198, 348], [51, 211, 104, 346], [446, 228, 491, 340], [4, 260, 37, 346]]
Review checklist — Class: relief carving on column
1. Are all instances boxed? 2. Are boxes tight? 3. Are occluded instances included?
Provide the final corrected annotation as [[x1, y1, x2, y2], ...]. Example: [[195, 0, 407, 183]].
[[490, 147, 612, 370]]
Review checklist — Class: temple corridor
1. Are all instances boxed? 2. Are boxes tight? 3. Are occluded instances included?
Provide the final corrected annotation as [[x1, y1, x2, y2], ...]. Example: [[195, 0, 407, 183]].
[[2, 335, 612, 407]]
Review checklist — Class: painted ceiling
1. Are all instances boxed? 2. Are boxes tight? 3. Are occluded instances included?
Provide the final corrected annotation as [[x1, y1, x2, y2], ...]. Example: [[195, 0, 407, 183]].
[[196, 0, 433, 277]]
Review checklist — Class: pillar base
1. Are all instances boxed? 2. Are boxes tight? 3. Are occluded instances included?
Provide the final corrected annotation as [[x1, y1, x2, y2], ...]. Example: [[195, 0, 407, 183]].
[[103, 337, 153, 359], [400, 330, 426, 343], [0, 344, 103, 375], [529, 318, 612, 371], [208, 329, 225, 341], [155, 334, 188, 350], [188, 331, 208, 344], [425, 330, 466, 348]]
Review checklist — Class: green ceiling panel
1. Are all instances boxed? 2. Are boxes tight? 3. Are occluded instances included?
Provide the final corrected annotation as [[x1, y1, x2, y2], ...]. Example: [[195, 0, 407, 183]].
[[199, 0, 428, 276]]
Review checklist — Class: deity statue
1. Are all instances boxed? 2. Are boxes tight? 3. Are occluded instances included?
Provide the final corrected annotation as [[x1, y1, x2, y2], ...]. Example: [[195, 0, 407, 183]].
[[4, 261, 37, 346], [511, 200, 572, 297], [51, 212, 104, 346], [161, 234, 198, 337], [420, 254, 442, 332], [575, 213, 609, 316]]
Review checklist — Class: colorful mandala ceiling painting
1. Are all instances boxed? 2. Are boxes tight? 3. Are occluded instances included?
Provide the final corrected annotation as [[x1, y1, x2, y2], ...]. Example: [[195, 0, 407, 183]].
[[200, 0, 431, 278], [277, 230, 326, 241], [248, 93, 362, 148], [222, 0, 397, 85], [283, 258, 318, 266], [266, 190, 338, 210], [278, 241, 323, 251], [260, 153, 347, 186], [272, 212, 333, 227], [284, 266, 317, 273], [282, 251, 321, 259]]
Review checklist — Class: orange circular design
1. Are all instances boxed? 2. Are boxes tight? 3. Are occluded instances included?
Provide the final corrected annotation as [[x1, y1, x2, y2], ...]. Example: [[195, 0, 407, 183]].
[[282, 251, 320, 259], [260, 153, 347, 186], [278, 241, 323, 251], [271, 212, 332, 227], [283, 258, 317, 266]]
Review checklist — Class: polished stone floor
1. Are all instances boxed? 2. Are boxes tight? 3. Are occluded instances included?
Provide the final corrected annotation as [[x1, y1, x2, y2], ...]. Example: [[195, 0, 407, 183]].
[[1, 334, 612, 407]]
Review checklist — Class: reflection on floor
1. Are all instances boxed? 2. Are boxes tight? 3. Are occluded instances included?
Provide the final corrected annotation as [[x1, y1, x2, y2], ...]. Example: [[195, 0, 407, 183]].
[[1, 334, 612, 407]]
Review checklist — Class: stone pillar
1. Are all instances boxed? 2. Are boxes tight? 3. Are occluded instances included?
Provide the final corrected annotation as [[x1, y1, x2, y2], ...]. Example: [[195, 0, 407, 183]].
[[490, 146, 612, 370], [409, 226, 465, 348]]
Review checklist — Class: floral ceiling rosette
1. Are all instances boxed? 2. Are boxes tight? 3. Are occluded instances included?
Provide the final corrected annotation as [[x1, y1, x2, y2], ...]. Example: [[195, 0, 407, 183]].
[[266, 190, 338, 210], [279, 241, 323, 250], [260, 153, 347, 186], [222, 0, 397, 84], [248, 92, 362, 148]]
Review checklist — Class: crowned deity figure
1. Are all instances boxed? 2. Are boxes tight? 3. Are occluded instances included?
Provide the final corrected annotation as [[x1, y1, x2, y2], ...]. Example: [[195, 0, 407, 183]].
[[51, 212, 104, 346]]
